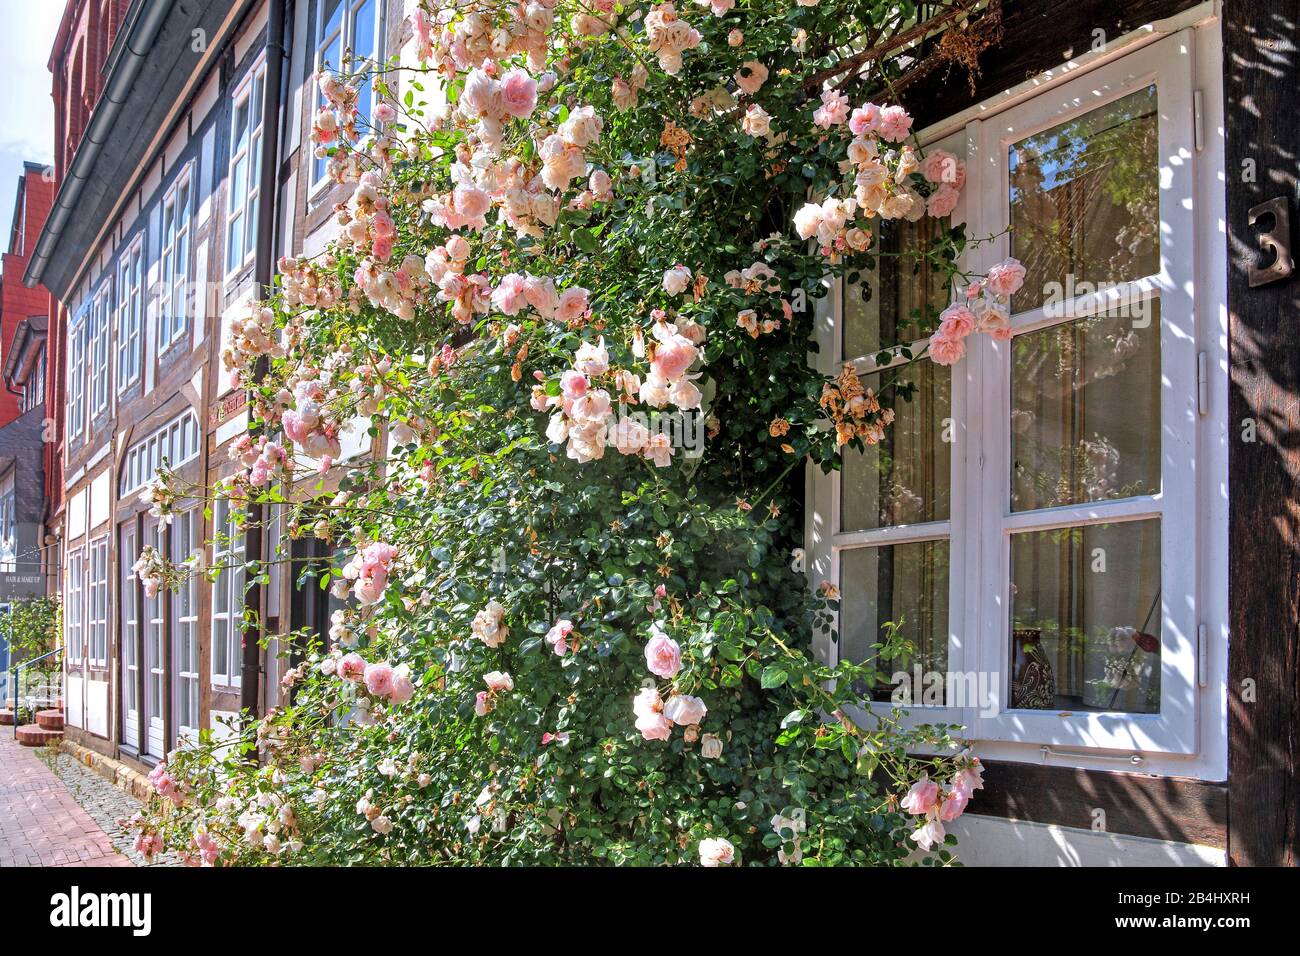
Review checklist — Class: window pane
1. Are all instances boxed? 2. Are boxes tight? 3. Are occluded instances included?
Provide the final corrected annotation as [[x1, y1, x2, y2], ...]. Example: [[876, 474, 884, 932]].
[[1009, 85, 1160, 312], [843, 217, 949, 361], [1009, 519, 1161, 714], [840, 540, 949, 702], [1011, 302, 1161, 512], [841, 360, 951, 529]]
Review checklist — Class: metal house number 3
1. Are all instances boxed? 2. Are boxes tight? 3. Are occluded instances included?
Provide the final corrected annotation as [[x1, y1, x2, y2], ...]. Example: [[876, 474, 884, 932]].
[[1247, 196, 1294, 288]]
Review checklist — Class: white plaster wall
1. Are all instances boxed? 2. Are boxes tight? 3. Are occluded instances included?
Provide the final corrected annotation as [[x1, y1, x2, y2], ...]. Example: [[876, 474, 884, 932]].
[[85, 679, 110, 738]]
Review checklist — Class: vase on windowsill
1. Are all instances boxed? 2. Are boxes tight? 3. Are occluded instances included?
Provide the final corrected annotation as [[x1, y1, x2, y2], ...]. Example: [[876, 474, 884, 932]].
[[1011, 626, 1056, 710]]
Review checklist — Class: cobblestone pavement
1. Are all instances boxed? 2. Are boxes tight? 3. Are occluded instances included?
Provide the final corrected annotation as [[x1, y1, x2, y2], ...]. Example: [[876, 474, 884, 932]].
[[0, 737, 133, 867], [40, 751, 183, 867]]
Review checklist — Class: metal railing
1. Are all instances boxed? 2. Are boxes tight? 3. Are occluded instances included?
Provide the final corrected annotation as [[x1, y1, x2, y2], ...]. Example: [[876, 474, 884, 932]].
[[9, 647, 63, 738]]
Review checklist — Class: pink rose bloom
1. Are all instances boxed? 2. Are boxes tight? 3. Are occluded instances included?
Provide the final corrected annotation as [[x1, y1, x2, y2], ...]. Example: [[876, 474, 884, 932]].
[[878, 105, 913, 143], [734, 60, 768, 95], [952, 760, 985, 796], [645, 627, 682, 679], [453, 185, 491, 226], [560, 369, 589, 400], [939, 787, 971, 822], [387, 666, 415, 703], [474, 690, 493, 717], [849, 103, 882, 136], [339, 653, 367, 682], [371, 210, 395, 238], [663, 694, 708, 726], [985, 258, 1027, 297], [281, 410, 309, 444], [698, 837, 735, 867], [793, 202, 824, 240], [523, 275, 560, 318], [555, 287, 590, 323], [371, 235, 393, 261], [909, 818, 946, 852], [492, 273, 529, 316], [926, 184, 960, 219], [352, 573, 387, 605], [546, 619, 574, 656], [812, 89, 850, 128], [374, 102, 397, 124], [937, 303, 977, 339], [928, 331, 966, 367], [920, 149, 959, 184], [633, 688, 673, 741], [499, 68, 538, 119], [650, 333, 697, 382], [483, 670, 514, 693], [364, 662, 395, 698], [901, 776, 941, 815], [611, 417, 651, 456]]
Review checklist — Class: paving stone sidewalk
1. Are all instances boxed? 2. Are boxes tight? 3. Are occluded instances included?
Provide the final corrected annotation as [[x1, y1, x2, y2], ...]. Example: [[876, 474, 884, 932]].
[[0, 737, 180, 867]]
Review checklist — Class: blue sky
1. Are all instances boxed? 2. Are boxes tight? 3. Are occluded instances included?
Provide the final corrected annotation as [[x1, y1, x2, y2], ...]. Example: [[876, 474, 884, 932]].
[[0, 1, 65, 249]]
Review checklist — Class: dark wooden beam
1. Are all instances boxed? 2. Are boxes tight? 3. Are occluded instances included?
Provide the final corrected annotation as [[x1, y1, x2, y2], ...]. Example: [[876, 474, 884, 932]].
[[901, 0, 1206, 128], [965, 760, 1228, 848], [1223, 0, 1300, 868]]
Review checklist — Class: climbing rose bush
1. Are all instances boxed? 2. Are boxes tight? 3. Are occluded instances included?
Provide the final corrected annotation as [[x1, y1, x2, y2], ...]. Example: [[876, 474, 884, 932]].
[[131, 0, 1020, 866]]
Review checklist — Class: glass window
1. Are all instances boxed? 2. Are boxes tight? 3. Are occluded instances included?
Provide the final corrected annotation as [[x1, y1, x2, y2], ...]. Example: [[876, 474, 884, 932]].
[[211, 496, 247, 687], [227, 58, 266, 274]]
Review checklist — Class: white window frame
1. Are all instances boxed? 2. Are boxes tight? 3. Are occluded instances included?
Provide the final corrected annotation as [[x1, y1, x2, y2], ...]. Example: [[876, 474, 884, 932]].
[[116, 235, 144, 390], [87, 535, 109, 667], [65, 547, 84, 665], [808, 30, 1223, 771], [120, 410, 200, 497], [226, 55, 267, 277], [173, 509, 200, 742], [159, 167, 193, 353], [89, 282, 111, 417], [121, 523, 140, 741], [210, 495, 246, 688], [311, 0, 383, 193], [66, 306, 87, 441]]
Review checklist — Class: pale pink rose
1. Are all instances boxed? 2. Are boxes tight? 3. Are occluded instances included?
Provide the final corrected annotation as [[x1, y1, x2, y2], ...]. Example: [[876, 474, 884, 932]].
[[387, 665, 415, 703], [812, 89, 850, 128], [460, 68, 502, 119], [523, 275, 560, 318], [492, 273, 529, 315], [952, 760, 985, 797], [793, 202, 824, 240], [926, 184, 960, 218], [645, 627, 682, 678], [483, 671, 514, 693], [937, 303, 977, 339], [650, 333, 697, 381], [453, 185, 491, 225], [374, 102, 398, 124], [338, 653, 367, 682], [633, 686, 672, 741], [878, 105, 913, 143], [901, 776, 941, 815], [909, 818, 946, 852], [610, 416, 651, 456], [640, 372, 670, 409], [698, 837, 735, 866], [670, 378, 702, 410], [363, 662, 395, 698], [985, 258, 1027, 297], [545, 619, 575, 656], [662, 265, 693, 296], [663, 694, 708, 726], [560, 106, 604, 148], [556, 287, 591, 324], [643, 432, 674, 468], [928, 332, 966, 367], [741, 104, 772, 138], [499, 68, 538, 119], [734, 60, 768, 95], [474, 690, 493, 717], [939, 787, 970, 822], [539, 135, 587, 191], [560, 369, 589, 400], [849, 103, 882, 136], [352, 573, 387, 605], [589, 169, 613, 201], [920, 149, 959, 184]]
